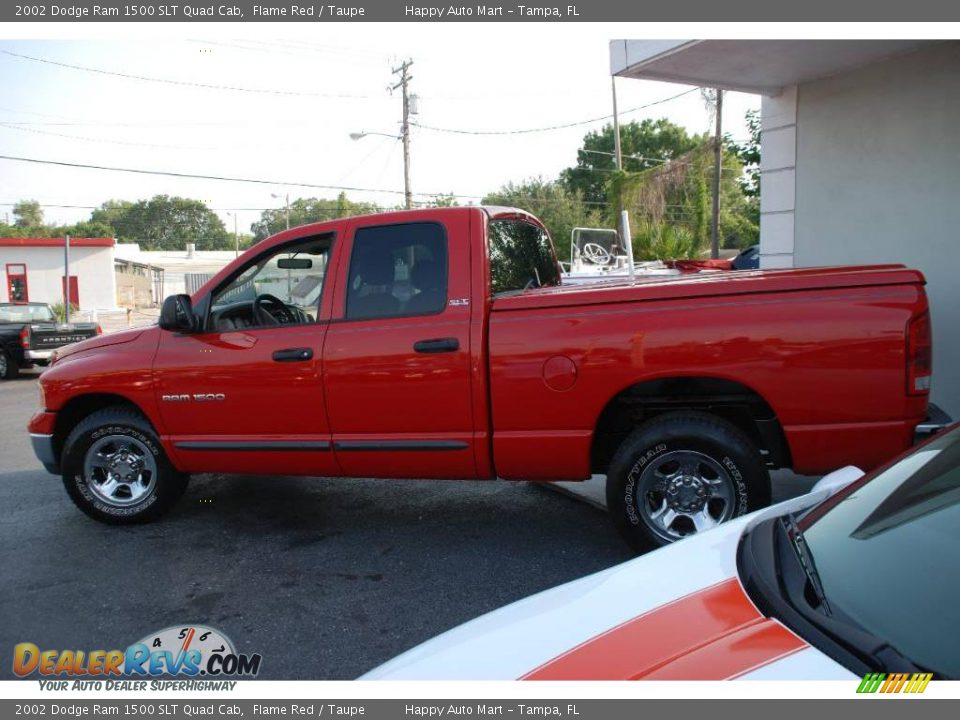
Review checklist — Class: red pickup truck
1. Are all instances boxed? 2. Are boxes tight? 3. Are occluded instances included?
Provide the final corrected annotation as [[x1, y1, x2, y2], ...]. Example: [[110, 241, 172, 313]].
[[28, 207, 944, 550]]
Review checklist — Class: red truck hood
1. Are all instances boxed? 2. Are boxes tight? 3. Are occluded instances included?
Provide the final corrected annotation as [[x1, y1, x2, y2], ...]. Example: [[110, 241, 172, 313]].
[[495, 264, 925, 312], [54, 326, 149, 362]]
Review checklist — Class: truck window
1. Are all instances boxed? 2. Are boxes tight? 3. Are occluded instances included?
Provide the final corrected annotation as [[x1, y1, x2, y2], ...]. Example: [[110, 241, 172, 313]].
[[346, 222, 448, 321], [209, 235, 332, 328], [488, 219, 559, 295]]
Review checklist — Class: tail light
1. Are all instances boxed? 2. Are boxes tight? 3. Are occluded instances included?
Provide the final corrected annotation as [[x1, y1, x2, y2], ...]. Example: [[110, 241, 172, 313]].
[[95, 324, 103, 336], [907, 311, 932, 396], [19, 326, 30, 349]]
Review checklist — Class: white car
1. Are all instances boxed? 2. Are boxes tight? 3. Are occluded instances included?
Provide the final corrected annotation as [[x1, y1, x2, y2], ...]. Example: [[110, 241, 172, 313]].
[[364, 428, 960, 680]]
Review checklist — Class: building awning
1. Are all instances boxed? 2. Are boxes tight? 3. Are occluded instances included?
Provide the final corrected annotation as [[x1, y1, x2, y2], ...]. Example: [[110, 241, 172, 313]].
[[610, 40, 932, 95], [0, 237, 115, 247]]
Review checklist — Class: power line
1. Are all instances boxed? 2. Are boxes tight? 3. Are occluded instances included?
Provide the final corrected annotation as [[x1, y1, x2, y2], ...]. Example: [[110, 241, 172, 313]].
[[0, 121, 207, 151], [0, 152, 491, 202], [0, 49, 378, 100], [410, 88, 699, 136], [0, 154, 732, 212]]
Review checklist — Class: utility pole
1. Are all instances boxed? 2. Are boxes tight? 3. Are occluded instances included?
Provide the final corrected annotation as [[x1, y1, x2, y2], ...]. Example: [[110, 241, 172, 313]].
[[392, 60, 414, 210], [611, 76, 634, 280], [63, 235, 71, 323], [710, 88, 723, 259], [611, 76, 624, 214]]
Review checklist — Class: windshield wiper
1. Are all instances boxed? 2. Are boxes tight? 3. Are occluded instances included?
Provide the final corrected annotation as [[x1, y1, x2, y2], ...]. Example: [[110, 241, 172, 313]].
[[780, 514, 832, 616], [776, 515, 933, 674]]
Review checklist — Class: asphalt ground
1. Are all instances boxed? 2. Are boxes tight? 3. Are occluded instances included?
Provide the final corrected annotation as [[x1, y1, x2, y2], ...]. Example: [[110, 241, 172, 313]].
[[0, 371, 817, 680]]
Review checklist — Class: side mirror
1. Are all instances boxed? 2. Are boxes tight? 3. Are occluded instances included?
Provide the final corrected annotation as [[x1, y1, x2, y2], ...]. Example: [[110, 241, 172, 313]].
[[159, 294, 197, 332]]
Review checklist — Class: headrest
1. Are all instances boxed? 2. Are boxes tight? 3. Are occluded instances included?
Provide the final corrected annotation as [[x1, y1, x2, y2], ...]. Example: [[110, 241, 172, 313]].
[[411, 260, 442, 292], [357, 250, 395, 286]]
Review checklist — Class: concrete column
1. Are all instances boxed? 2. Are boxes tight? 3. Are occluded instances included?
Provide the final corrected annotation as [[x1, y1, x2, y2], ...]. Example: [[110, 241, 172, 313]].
[[759, 85, 797, 268]]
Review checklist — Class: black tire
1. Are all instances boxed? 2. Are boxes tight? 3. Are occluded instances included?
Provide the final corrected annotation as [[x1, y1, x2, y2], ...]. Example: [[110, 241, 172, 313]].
[[0, 349, 19, 380], [61, 407, 188, 524], [606, 411, 771, 553]]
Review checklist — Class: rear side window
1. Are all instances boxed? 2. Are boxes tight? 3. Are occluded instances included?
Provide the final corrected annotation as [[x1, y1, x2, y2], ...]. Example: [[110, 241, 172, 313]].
[[346, 222, 448, 321], [488, 220, 560, 295]]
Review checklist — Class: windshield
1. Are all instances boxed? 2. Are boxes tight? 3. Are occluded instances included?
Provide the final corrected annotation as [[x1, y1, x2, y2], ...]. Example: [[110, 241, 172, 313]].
[[799, 428, 960, 677], [0, 304, 55, 323]]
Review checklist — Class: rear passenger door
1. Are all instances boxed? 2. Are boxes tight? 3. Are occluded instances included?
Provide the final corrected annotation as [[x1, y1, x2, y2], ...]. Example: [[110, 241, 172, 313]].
[[323, 215, 477, 478]]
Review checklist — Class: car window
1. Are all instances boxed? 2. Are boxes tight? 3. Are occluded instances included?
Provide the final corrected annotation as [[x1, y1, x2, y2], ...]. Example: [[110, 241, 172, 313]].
[[346, 222, 447, 321], [0, 304, 55, 322], [209, 235, 332, 329], [488, 219, 560, 296], [802, 430, 960, 677]]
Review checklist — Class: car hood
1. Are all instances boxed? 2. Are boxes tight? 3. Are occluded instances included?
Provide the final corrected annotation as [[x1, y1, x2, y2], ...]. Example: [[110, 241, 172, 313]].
[[362, 468, 865, 681], [53, 326, 150, 362]]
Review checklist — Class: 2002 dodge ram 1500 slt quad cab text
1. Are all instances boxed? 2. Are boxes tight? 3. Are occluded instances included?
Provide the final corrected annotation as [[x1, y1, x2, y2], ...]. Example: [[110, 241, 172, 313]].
[[27, 207, 949, 550]]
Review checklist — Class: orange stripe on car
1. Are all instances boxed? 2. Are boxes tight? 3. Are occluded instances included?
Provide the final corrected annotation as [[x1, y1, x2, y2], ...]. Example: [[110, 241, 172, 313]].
[[522, 578, 807, 681]]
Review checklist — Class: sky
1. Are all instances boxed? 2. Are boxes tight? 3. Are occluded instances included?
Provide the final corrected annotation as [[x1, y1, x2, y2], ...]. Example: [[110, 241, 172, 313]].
[[0, 27, 760, 237]]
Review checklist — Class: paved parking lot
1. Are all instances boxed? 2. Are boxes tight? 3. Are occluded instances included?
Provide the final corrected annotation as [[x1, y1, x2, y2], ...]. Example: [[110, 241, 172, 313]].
[[1, 372, 637, 679], [0, 372, 817, 680]]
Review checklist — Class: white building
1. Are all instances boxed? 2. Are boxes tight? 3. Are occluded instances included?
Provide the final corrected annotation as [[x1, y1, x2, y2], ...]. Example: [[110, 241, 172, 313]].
[[114, 243, 238, 297], [0, 237, 117, 311], [610, 40, 960, 418]]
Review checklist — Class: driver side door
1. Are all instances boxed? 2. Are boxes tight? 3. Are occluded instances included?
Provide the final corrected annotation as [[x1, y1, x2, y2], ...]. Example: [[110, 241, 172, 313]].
[[152, 233, 341, 477]]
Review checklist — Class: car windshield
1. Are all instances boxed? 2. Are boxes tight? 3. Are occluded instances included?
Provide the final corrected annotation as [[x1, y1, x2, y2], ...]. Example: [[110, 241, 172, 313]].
[[799, 427, 960, 677], [0, 304, 55, 323]]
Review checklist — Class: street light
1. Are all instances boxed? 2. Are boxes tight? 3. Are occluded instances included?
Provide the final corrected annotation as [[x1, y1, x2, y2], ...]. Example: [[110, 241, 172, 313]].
[[270, 193, 290, 230], [350, 131, 398, 141]]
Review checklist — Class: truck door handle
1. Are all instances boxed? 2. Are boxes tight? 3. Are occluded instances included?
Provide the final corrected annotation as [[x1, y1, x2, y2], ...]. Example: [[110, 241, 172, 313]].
[[272, 347, 314, 362], [414, 338, 460, 354]]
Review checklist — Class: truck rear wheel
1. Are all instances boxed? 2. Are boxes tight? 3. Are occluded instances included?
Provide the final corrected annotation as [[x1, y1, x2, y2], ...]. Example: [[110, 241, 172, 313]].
[[605, 411, 771, 553], [61, 407, 188, 524], [0, 349, 19, 380]]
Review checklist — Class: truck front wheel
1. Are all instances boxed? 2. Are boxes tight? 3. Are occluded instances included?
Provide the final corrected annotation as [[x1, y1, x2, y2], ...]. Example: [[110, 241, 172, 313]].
[[61, 407, 188, 524], [605, 412, 771, 553]]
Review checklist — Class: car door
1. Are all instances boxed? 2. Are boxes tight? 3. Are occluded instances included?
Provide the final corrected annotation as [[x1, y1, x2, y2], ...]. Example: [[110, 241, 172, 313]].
[[323, 214, 477, 478], [153, 232, 341, 477]]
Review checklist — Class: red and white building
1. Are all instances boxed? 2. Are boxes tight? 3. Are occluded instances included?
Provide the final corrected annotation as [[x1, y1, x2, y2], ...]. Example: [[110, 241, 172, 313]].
[[0, 237, 118, 311]]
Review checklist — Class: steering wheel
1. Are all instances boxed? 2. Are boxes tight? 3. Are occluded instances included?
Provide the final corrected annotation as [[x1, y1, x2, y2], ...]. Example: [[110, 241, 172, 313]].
[[581, 242, 612, 265], [253, 293, 292, 326]]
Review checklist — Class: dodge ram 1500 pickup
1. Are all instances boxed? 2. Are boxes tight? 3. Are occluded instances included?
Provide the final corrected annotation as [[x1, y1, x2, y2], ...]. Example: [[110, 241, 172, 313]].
[[27, 207, 946, 550]]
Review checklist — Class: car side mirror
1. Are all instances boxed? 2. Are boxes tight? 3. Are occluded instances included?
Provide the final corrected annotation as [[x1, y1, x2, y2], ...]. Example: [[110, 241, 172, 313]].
[[159, 294, 197, 332]]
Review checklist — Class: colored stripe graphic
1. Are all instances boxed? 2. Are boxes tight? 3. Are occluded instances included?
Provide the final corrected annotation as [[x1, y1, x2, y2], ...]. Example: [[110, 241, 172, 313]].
[[858, 672, 932, 694], [522, 578, 806, 680]]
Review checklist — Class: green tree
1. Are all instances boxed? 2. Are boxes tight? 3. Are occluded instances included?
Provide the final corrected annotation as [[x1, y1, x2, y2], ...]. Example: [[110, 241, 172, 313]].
[[13, 200, 44, 231], [251, 192, 381, 242], [482, 177, 605, 263], [426, 193, 459, 208], [561, 119, 701, 209], [615, 143, 758, 257], [728, 109, 761, 198], [90, 196, 231, 250]]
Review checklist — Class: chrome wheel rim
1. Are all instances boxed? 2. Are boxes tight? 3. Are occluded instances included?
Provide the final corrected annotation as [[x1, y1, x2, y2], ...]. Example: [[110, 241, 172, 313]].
[[635, 450, 736, 543], [83, 435, 158, 507]]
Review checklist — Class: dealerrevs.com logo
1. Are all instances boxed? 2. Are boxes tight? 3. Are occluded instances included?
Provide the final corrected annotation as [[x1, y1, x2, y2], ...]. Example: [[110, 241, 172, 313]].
[[13, 625, 262, 686]]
